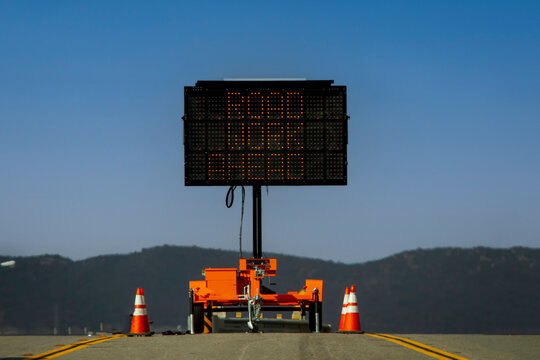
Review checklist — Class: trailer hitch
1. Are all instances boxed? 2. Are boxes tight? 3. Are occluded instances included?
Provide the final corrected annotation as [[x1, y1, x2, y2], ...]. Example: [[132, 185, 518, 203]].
[[245, 284, 263, 332]]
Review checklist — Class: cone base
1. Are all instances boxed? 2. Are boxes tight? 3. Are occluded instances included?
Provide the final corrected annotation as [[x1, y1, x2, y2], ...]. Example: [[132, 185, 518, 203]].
[[128, 332, 154, 337], [337, 330, 365, 334]]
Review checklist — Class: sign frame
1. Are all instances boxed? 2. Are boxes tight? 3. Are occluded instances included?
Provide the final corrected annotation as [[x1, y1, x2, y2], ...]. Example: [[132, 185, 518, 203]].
[[183, 80, 348, 186]]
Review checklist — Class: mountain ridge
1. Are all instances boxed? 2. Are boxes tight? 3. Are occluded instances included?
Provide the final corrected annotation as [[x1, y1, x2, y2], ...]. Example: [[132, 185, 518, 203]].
[[1, 245, 539, 334]]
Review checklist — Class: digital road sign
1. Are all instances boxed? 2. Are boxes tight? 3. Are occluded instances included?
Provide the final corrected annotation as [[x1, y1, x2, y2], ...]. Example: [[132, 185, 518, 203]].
[[183, 80, 348, 186]]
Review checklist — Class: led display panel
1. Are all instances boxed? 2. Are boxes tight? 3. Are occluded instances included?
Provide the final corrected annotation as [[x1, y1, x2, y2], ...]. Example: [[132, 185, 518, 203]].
[[183, 80, 348, 186]]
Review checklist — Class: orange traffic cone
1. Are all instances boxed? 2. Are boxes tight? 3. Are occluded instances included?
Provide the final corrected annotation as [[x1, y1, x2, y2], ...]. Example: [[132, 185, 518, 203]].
[[340, 285, 364, 333], [129, 288, 152, 336], [338, 287, 350, 331]]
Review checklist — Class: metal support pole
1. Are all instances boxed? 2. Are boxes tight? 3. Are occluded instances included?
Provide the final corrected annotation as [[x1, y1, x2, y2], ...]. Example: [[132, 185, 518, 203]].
[[252, 185, 262, 258], [314, 288, 320, 333], [189, 289, 194, 334]]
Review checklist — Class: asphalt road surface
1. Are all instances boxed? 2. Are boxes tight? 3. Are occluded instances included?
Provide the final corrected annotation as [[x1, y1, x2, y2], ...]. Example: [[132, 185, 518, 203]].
[[1, 333, 539, 360]]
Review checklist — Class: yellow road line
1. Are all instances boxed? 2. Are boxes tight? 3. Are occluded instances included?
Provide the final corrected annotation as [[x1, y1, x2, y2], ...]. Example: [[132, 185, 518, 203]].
[[366, 333, 469, 360], [27, 334, 126, 359]]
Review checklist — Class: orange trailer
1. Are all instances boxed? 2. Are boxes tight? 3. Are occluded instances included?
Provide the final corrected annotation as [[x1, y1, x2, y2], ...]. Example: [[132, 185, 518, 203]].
[[189, 258, 323, 333]]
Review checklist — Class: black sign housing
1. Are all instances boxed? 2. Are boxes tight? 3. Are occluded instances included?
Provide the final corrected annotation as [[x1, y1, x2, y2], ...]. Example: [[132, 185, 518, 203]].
[[183, 80, 348, 186]]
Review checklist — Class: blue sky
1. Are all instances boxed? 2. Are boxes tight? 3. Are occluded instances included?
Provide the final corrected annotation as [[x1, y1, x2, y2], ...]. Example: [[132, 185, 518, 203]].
[[1, 0, 539, 263]]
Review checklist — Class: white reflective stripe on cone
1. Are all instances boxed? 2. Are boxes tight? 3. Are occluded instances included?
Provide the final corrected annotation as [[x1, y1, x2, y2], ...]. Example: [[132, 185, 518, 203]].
[[348, 292, 358, 305], [133, 308, 148, 316], [347, 305, 359, 313], [135, 295, 146, 306], [341, 294, 349, 315]]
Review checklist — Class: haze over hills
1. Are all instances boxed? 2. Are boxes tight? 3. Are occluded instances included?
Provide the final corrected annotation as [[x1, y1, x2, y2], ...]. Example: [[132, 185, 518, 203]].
[[1, 245, 539, 335]]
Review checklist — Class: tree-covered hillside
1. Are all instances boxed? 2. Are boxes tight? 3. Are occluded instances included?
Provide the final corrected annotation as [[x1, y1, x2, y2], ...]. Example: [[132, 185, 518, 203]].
[[0, 246, 539, 334]]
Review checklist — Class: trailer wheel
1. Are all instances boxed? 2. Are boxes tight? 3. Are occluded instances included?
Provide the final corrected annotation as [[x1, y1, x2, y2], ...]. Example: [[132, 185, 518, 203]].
[[193, 303, 205, 334], [308, 301, 322, 332]]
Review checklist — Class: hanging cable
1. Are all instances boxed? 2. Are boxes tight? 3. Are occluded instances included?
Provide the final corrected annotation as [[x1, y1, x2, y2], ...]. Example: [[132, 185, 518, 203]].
[[226, 185, 245, 259]]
